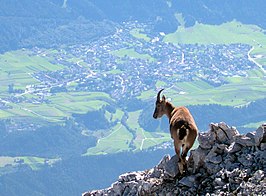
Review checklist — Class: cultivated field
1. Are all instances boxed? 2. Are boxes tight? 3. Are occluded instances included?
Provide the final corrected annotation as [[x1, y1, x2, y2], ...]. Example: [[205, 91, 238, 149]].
[[0, 20, 265, 155]]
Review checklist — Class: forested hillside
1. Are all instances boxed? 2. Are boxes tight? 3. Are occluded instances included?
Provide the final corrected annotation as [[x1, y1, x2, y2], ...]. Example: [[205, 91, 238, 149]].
[[0, 0, 265, 52]]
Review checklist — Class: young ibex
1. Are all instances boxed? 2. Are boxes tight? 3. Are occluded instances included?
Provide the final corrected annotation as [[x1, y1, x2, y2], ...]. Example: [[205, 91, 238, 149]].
[[153, 89, 198, 174]]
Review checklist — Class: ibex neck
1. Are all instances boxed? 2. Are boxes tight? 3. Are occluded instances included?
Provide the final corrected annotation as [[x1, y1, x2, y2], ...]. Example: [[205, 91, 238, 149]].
[[165, 102, 175, 119]]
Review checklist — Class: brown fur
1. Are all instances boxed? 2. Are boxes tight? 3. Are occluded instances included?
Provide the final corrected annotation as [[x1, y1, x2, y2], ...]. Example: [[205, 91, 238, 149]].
[[153, 90, 198, 174]]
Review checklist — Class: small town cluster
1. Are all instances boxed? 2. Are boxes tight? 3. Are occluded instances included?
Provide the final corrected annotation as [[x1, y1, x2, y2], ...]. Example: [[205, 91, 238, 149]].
[[5, 22, 257, 105], [32, 22, 255, 100]]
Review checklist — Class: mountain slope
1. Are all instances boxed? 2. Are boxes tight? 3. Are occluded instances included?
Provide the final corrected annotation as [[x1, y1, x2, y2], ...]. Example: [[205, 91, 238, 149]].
[[0, 0, 265, 52]]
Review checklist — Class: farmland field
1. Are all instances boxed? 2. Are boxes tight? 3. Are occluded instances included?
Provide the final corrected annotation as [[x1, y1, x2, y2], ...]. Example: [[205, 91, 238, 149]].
[[0, 156, 60, 175], [0, 20, 266, 156]]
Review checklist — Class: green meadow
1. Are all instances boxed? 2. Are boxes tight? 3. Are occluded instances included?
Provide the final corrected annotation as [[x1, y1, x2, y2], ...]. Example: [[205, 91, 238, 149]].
[[130, 28, 151, 42], [0, 156, 60, 173], [84, 110, 171, 156], [0, 91, 113, 124], [164, 20, 266, 47], [164, 20, 266, 67], [139, 73, 266, 107], [0, 50, 64, 92], [127, 110, 171, 151], [84, 123, 133, 155], [0, 49, 114, 123]]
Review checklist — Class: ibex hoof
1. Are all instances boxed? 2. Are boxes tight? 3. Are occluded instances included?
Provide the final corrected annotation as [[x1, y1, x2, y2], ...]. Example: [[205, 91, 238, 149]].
[[178, 161, 184, 175]]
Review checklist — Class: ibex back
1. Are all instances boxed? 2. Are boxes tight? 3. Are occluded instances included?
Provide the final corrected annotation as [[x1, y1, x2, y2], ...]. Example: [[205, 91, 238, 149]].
[[153, 89, 198, 174]]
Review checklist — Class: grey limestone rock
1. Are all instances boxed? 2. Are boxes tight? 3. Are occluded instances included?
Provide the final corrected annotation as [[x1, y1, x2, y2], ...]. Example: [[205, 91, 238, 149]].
[[147, 168, 162, 179], [178, 175, 197, 188], [254, 124, 266, 146], [163, 154, 179, 179], [210, 122, 239, 144], [208, 154, 223, 164], [260, 142, 266, 151], [111, 182, 125, 195], [235, 134, 255, 147], [157, 154, 171, 169], [118, 171, 144, 182], [214, 177, 226, 187], [205, 145, 224, 165], [190, 147, 208, 172], [205, 162, 222, 174], [198, 131, 216, 149], [227, 142, 242, 153], [83, 124, 266, 196]]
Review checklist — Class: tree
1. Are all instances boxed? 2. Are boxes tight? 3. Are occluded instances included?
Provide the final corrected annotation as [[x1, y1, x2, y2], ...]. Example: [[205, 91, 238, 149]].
[[8, 84, 14, 93]]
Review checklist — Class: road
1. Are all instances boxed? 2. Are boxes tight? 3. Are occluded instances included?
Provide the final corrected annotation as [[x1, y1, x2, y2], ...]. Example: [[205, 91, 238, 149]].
[[248, 46, 266, 74]]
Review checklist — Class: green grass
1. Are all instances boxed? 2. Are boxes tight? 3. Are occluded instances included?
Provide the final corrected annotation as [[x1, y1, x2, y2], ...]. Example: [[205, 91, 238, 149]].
[[127, 110, 171, 151], [0, 50, 63, 83], [141, 132, 171, 150], [243, 121, 266, 129], [0, 50, 115, 124], [165, 20, 266, 45], [164, 20, 266, 68], [0, 110, 13, 118], [156, 81, 168, 89], [0, 156, 60, 171], [0, 157, 16, 167], [0, 91, 114, 124], [0, 49, 66, 120], [84, 123, 134, 155], [48, 92, 111, 114], [173, 77, 265, 106], [84, 110, 172, 155], [105, 109, 124, 124], [138, 74, 266, 107], [138, 89, 156, 100], [130, 28, 151, 41]]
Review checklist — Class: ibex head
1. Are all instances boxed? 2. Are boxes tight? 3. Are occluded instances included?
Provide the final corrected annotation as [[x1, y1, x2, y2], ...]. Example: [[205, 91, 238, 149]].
[[153, 89, 167, 119]]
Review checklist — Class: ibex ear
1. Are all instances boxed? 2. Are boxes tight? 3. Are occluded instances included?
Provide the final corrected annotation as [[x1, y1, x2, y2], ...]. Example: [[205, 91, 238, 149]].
[[162, 95, 166, 102]]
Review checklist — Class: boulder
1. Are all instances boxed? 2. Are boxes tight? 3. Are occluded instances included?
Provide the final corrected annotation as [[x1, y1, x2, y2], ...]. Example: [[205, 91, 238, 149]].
[[210, 122, 239, 144], [163, 154, 179, 179], [227, 142, 242, 153], [148, 168, 163, 179], [157, 154, 171, 169], [254, 125, 266, 146], [198, 131, 216, 149], [83, 123, 266, 196], [178, 175, 197, 188], [190, 147, 208, 172], [235, 134, 255, 147], [260, 143, 266, 151], [205, 162, 222, 174], [118, 171, 144, 182], [111, 182, 125, 195]]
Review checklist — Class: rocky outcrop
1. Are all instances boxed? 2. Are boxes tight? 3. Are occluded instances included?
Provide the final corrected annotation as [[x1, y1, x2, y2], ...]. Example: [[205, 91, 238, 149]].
[[83, 122, 266, 195]]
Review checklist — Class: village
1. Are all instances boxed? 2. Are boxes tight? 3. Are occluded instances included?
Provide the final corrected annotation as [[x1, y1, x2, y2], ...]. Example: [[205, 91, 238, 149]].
[[6, 22, 257, 105]]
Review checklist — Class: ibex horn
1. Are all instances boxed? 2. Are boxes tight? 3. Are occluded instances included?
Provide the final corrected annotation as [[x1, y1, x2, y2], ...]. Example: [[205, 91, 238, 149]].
[[157, 89, 164, 101]]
